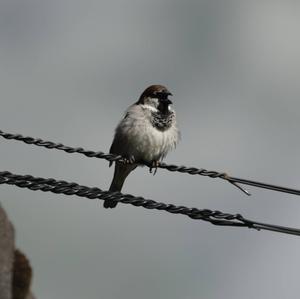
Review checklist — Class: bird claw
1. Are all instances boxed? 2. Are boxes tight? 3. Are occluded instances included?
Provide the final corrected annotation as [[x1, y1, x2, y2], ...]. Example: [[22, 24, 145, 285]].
[[149, 160, 160, 175], [123, 155, 136, 164]]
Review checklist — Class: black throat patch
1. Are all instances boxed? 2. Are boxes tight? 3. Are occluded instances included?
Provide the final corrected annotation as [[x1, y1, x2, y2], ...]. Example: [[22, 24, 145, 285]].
[[150, 111, 174, 131]]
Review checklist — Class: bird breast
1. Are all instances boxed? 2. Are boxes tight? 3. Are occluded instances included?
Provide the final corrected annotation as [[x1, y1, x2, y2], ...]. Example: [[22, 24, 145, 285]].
[[117, 105, 179, 162]]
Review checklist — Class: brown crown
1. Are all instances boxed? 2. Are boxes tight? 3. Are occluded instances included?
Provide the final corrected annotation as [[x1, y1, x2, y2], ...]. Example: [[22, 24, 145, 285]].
[[137, 85, 172, 104]]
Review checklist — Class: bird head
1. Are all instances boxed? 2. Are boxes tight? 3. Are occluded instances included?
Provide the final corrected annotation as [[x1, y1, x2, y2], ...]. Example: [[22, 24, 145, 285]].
[[136, 85, 173, 114]]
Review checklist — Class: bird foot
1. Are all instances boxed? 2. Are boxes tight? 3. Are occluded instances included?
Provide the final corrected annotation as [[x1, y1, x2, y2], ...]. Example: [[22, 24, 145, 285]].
[[123, 155, 136, 164], [149, 160, 160, 175]]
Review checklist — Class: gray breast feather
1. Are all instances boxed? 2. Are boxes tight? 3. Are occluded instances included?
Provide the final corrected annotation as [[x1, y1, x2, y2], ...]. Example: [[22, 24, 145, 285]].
[[109, 104, 179, 163]]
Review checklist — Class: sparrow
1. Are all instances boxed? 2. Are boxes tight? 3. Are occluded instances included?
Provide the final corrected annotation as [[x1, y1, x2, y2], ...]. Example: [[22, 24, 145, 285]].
[[104, 84, 180, 208]]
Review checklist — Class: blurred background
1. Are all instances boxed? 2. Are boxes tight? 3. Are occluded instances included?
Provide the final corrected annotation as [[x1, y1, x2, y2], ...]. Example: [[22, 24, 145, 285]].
[[1, 0, 300, 298]]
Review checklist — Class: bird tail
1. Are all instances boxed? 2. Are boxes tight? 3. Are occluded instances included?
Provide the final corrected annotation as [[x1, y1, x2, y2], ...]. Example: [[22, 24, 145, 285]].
[[104, 163, 136, 209]]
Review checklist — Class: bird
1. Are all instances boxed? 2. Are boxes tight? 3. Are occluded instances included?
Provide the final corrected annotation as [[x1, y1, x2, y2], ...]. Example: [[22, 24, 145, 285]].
[[104, 84, 180, 208]]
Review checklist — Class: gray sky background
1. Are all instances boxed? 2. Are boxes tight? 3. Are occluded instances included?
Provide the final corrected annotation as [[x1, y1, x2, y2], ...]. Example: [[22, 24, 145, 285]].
[[1, 1, 300, 298]]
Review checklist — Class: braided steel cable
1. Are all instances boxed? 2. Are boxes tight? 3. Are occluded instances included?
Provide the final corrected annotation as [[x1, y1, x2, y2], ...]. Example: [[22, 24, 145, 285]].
[[0, 170, 300, 236], [1, 129, 300, 197]]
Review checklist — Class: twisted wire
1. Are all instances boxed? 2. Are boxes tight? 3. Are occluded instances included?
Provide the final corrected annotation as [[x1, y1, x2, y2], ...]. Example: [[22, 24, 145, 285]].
[[1, 129, 300, 197], [0, 170, 299, 236]]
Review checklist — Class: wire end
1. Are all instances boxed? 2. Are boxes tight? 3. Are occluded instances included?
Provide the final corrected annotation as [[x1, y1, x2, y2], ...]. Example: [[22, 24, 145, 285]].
[[229, 181, 251, 196]]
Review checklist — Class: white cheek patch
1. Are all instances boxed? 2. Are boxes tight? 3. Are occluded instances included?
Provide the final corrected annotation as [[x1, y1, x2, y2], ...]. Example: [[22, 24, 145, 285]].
[[140, 104, 158, 112], [168, 105, 175, 112]]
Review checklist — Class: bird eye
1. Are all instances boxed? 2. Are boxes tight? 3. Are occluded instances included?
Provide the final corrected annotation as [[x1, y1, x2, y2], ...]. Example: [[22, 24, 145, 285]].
[[155, 92, 167, 99]]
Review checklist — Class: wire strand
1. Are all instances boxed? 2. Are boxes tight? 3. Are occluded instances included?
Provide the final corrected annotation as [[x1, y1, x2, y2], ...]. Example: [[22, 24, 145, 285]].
[[0, 170, 300, 236], [1, 129, 300, 197]]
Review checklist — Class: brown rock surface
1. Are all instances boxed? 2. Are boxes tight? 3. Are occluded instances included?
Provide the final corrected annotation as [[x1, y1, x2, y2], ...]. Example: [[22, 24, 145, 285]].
[[0, 203, 15, 299], [0, 203, 35, 299]]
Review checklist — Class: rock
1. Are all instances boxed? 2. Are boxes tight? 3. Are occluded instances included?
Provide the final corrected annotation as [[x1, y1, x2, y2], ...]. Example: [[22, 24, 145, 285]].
[[12, 249, 33, 299], [0, 203, 15, 299], [0, 203, 36, 299]]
